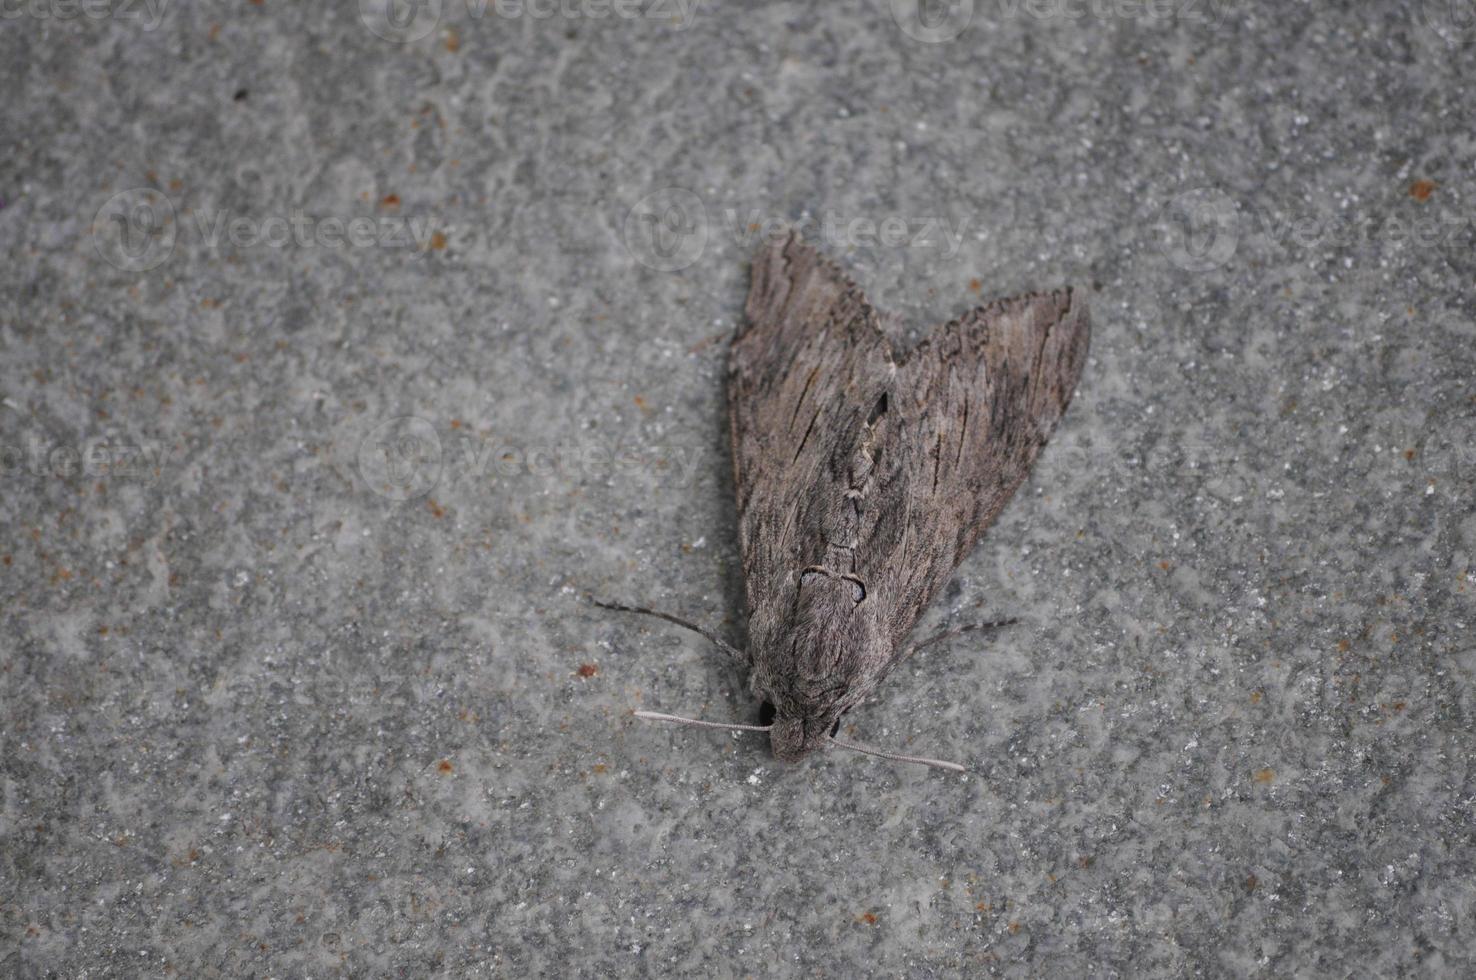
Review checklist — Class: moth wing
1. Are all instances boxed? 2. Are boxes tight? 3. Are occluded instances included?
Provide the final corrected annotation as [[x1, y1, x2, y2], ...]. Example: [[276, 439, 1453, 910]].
[[727, 232, 894, 616], [729, 232, 1089, 676], [858, 290, 1090, 650]]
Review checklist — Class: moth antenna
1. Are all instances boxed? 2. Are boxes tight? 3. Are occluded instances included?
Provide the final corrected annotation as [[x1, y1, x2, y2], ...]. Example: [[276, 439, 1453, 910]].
[[829, 736, 967, 773], [634, 710, 772, 733], [592, 598, 747, 664]]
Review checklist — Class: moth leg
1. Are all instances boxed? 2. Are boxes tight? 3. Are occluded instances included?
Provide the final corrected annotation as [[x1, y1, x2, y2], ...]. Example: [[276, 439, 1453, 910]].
[[591, 598, 748, 665], [906, 618, 1018, 660]]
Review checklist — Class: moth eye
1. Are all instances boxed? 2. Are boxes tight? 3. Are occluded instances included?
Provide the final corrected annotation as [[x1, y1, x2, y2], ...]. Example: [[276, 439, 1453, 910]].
[[830, 717, 842, 737], [844, 576, 866, 603], [758, 701, 777, 726]]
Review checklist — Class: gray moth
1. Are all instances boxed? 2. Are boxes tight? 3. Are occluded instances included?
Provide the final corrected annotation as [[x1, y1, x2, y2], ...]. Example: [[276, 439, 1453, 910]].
[[601, 230, 1090, 772]]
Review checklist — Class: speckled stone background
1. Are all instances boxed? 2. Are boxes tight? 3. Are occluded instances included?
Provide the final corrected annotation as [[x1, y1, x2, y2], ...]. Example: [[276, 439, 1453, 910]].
[[3, 0, 1474, 976]]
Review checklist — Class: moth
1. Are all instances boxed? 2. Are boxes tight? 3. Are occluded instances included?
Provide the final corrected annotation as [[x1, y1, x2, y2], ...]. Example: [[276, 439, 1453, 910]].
[[601, 230, 1089, 772]]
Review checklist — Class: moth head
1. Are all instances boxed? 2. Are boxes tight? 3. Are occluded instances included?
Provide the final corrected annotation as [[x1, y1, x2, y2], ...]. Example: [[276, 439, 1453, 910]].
[[763, 700, 843, 763]]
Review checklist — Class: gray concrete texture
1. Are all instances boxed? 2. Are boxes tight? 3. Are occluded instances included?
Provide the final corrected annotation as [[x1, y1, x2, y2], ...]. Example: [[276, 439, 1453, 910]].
[[2, 0, 1474, 976]]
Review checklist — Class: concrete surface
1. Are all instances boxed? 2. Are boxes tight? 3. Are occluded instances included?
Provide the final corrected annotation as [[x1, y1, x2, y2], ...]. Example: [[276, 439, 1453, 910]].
[[3, 1, 1474, 976]]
